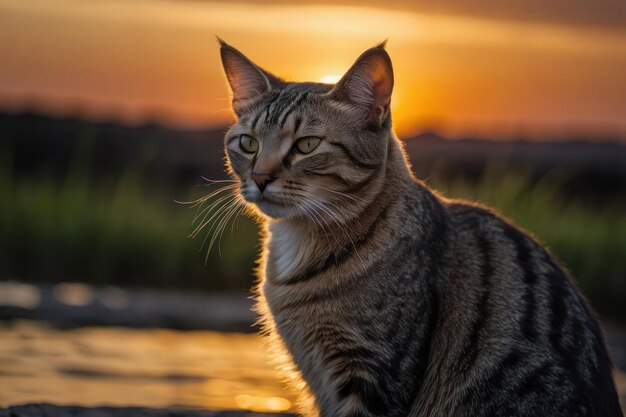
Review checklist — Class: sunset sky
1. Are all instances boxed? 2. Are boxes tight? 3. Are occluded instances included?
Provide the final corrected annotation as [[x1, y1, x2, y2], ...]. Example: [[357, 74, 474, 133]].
[[1, 0, 625, 139]]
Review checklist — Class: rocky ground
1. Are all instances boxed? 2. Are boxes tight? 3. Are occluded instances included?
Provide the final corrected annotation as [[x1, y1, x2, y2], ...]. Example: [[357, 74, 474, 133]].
[[0, 282, 256, 332], [0, 404, 292, 417]]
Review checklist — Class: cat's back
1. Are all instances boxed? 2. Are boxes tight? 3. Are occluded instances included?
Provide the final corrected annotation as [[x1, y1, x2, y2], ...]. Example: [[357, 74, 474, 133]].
[[421, 199, 622, 416]]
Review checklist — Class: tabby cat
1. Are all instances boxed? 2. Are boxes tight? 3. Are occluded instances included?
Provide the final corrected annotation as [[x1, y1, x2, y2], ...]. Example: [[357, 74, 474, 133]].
[[217, 39, 622, 417]]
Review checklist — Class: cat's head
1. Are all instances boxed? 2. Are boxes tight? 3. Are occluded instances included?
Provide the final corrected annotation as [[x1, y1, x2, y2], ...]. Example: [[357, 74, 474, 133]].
[[219, 39, 394, 221]]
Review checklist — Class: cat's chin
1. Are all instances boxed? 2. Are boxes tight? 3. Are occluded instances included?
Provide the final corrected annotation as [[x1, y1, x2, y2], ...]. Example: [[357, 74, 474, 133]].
[[251, 199, 300, 220], [242, 191, 304, 220]]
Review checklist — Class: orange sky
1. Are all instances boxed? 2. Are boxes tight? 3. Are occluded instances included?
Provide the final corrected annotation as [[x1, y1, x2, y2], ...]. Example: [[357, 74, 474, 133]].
[[1, 0, 625, 139]]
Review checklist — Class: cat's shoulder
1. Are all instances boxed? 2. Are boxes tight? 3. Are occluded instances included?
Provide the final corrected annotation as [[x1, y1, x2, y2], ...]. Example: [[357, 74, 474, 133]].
[[443, 198, 505, 229], [441, 198, 537, 244]]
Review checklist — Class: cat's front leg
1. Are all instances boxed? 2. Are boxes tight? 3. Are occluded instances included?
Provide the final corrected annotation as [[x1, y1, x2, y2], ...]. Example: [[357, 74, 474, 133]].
[[310, 363, 398, 417]]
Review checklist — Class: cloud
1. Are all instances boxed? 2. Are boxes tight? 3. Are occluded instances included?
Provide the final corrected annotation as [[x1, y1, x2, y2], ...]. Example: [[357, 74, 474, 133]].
[[236, 0, 626, 30]]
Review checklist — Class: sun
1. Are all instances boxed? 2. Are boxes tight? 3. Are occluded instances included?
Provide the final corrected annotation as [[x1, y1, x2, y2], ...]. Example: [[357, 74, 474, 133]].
[[318, 74, 342, 84]]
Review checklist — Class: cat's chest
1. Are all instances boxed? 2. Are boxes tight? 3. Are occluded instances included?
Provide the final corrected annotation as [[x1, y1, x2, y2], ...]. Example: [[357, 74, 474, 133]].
[[266, 221, 319, 282]]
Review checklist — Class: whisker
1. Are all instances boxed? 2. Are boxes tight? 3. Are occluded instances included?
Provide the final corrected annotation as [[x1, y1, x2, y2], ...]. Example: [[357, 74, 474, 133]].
[[209, 197, 245, 258], [306, 195, 367, 272], [230, 203, 247, 236], [191, 194, 238, 238], [318, 185, 367, 203], [201, 177, 238, 184], [198, 198, 241, 262], [219, 201, 245, 253], [181, 179, 252, 262], [191, 192, 238, 224], [297, 199, 326, 233], [176, 184, 238, 207], [295, 195, 341, 249]]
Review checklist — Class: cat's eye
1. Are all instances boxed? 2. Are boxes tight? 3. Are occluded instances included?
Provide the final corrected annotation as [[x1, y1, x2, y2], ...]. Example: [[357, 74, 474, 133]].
[[239, 134, 259, 154], [294, 136, 321, 154]]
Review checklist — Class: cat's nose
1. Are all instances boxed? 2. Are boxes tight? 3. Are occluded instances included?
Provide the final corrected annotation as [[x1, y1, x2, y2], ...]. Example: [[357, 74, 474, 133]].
[[251, 172, 274, 192]]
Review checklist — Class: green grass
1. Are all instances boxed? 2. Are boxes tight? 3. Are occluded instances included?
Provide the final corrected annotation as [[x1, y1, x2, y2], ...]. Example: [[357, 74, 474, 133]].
[[0, 144, 624, 320]]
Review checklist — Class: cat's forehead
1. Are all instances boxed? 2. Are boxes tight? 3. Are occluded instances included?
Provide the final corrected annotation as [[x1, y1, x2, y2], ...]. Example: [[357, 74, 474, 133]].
[[240, 82, 332, 134]]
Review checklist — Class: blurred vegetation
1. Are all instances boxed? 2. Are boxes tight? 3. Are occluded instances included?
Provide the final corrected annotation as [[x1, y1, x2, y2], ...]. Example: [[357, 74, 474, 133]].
[[0, 136, 259, 293], [0, 135, 624, 321]]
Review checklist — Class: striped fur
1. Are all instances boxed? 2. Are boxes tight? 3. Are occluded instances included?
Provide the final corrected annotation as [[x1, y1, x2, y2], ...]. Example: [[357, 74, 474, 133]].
[[218, 40, 622, 417]]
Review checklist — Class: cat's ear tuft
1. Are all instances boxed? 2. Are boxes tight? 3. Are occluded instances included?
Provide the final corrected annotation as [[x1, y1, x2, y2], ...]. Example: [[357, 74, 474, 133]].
[[218, 39, 281, 115], [330, 43, 394, 126], [216, 35, 227, 47]]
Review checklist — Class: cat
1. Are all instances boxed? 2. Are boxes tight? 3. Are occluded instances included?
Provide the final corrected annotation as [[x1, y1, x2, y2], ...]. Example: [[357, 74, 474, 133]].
[[217, 38, 623, 417]]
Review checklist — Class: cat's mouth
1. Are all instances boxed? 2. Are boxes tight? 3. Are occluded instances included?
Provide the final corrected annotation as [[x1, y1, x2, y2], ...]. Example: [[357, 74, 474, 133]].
[[240, 187, 299, 219], [252, 192, 285, 206], [253, 195, 301, 219], [240, 185, 282, 204]]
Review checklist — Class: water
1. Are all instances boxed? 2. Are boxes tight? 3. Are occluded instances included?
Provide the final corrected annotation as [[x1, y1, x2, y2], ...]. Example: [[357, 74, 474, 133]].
[[0, 321, 297, 412], [1, 320, 624, 412]]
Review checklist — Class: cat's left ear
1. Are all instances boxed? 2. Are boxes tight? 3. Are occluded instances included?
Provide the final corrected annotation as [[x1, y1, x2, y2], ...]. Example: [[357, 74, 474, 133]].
[[329, 41, 394, 126], [218, 38, 283, 116]]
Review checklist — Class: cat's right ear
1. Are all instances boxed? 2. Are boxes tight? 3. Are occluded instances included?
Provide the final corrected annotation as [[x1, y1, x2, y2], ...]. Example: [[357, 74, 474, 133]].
[[218, 38, 281, 115], [329, 41, 394, 127]]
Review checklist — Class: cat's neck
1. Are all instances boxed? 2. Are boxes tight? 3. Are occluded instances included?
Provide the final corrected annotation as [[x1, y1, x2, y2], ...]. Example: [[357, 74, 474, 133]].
[[265, 133, 418, 282]]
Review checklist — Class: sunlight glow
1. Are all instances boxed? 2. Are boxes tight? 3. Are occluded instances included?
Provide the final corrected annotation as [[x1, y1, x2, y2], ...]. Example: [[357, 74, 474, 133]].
[[318, 74, 342, 84], [1, 0, 626, 138], [1, 321, 298, 409], [235, 394, 291, 412]]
